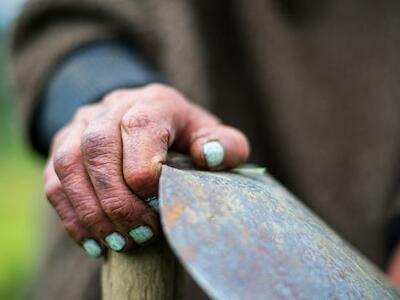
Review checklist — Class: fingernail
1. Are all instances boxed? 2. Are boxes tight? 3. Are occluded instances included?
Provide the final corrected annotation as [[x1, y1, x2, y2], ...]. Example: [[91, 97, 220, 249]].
[[83, 239, 102, 258], [144, 196, 160, 213], [129, 225, 154, 244], [105, 232, 126, 252], [203, 141, 224, 168]]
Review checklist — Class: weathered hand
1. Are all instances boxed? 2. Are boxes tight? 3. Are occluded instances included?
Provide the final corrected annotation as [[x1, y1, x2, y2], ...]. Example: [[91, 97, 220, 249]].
[[44, 84, 250, 257]]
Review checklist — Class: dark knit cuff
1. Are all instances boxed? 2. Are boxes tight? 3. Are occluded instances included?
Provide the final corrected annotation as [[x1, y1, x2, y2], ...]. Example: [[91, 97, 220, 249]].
[[31, 40, 166, 155]]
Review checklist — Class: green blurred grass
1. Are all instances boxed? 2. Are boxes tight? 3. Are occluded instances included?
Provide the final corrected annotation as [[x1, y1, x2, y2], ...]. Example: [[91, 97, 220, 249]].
[[0, 34, 42, 299]]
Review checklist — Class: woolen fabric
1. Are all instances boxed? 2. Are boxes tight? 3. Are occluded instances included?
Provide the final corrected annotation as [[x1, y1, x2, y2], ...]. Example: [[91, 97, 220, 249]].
[[8, 0, 400, 298]]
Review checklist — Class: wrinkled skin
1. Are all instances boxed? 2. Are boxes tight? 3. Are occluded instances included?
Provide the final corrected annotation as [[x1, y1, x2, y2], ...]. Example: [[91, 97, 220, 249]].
[[44, 84, 250, 254]]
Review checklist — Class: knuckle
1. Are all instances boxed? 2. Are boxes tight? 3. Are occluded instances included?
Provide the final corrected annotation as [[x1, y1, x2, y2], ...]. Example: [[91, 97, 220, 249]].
[[124, 167, 156, 191], [81, 129, 114, 162], [102, 197, 134, 221], [44, 181, 63, 205], [77, 205, 104, 228], [121, 113, 152, 131], [53, 148, 80, 177], [81, 130, 107, 151]]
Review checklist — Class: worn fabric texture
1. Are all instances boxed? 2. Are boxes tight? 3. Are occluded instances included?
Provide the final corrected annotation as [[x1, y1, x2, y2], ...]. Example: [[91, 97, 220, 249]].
[[9, 0, 400, 298]]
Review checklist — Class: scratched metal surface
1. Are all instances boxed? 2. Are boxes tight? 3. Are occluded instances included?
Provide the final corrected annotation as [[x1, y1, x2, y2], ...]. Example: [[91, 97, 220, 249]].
[[159, 166, 400, 300]]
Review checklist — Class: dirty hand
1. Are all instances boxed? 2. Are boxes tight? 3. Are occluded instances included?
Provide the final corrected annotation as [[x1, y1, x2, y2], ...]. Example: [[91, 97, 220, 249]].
[[44, 84, 250, 257]]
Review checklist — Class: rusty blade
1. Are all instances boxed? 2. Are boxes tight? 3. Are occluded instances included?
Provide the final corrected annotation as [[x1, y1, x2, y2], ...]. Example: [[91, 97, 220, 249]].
[[159, 166, 399, 300]]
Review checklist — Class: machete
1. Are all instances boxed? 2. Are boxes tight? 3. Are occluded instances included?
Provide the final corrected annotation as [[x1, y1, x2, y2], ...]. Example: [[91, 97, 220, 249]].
[[157, 161, 400, 299]]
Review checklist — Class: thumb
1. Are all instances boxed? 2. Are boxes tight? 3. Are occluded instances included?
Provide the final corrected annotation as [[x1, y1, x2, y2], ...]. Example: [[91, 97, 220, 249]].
[[178, 104, 250, 170]]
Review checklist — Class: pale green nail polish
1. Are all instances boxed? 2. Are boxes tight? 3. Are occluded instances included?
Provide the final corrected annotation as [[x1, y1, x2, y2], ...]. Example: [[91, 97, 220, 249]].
[[203, 141, 224, 168], [105, 232, 126, 252], [83, 239, 102, 258], [232, 167, 266, 178], [129, 225, 154, 244], [144, 196, 160, 213]]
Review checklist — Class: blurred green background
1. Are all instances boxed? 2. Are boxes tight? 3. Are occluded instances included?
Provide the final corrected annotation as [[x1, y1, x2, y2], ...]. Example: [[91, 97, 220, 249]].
[[0, 2, 44, 299]]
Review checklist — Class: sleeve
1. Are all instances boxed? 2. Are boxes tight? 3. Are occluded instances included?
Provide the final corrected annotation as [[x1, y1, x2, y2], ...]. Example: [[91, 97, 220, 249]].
[[8, 0, 161, 143], [31, 40, 166, 155]]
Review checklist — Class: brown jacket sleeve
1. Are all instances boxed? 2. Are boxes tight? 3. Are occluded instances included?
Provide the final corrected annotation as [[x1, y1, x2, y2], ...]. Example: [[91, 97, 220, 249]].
[[8, 0, 161, 133]]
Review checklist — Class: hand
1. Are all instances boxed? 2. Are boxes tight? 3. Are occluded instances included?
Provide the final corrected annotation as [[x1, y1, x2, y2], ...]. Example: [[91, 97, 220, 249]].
[[44, 84, 250, 257]]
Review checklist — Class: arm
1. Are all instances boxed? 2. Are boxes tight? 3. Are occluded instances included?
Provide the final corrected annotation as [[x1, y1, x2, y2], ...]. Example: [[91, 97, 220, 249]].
[[10, 1, 250, 257]]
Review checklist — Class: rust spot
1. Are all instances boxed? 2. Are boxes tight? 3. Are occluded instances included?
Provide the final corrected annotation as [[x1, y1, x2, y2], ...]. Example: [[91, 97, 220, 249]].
[[164, 202, 185, 227], [241, 228, 250, 241]]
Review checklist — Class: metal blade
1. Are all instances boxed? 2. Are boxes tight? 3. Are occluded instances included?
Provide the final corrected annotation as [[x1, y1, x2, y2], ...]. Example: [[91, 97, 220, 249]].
[[159, 166, 399, 300]]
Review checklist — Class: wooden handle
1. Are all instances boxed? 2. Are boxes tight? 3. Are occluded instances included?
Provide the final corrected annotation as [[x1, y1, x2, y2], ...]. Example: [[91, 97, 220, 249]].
[[102, 238, 179, 300]]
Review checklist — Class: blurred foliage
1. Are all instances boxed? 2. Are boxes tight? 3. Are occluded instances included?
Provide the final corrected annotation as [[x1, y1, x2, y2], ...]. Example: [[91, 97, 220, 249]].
[[0, 32, 43, 299]]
